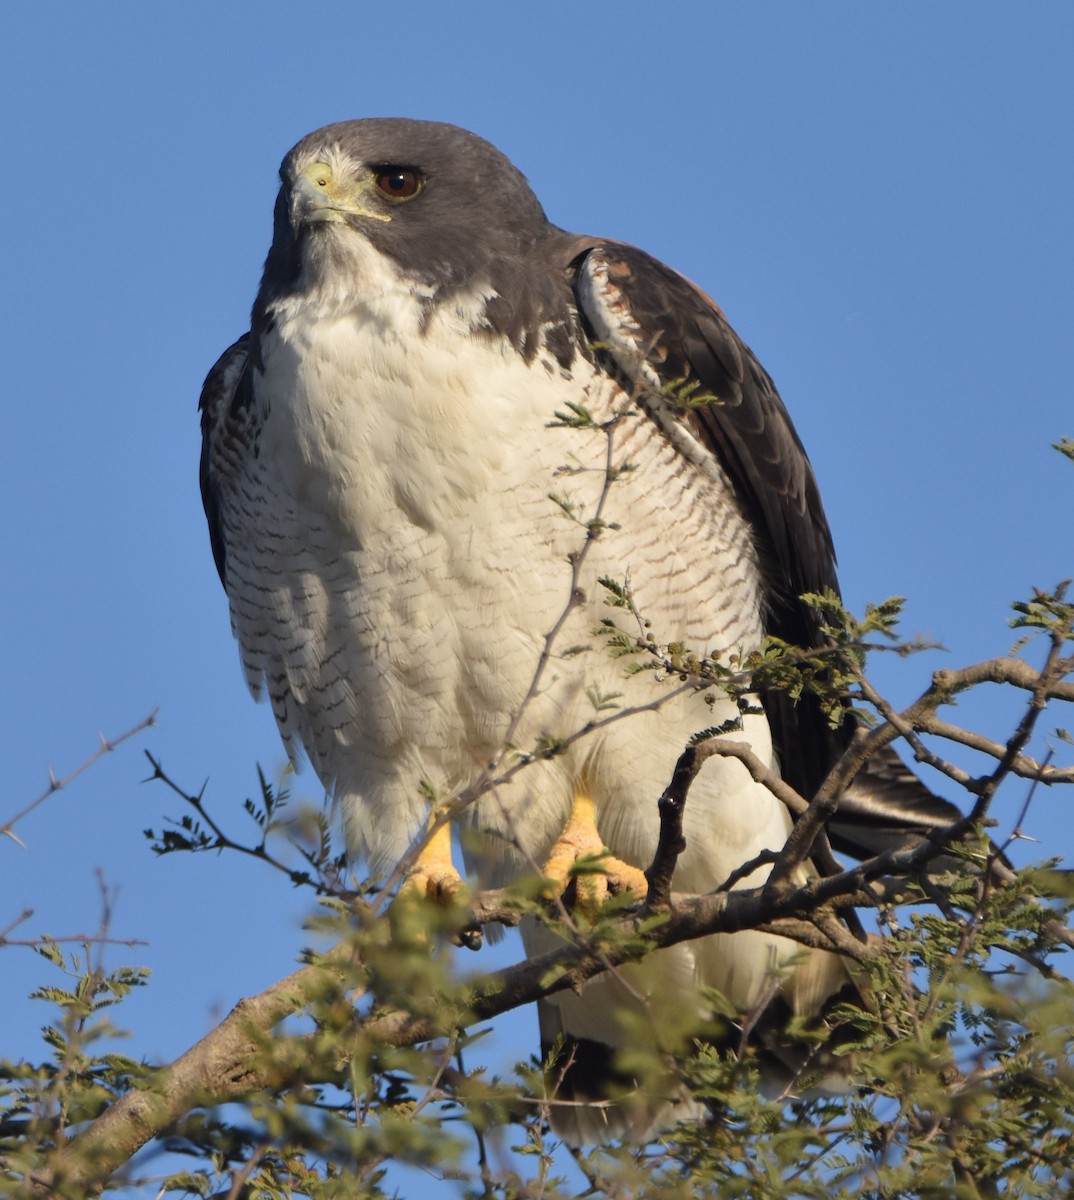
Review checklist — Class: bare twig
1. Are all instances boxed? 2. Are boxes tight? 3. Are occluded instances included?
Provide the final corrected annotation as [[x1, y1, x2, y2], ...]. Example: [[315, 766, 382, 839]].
[[144, 753, 352, 898], [496, 411, 627, 760], [3, 709, 159, 844], [644, 742, 703, 909]]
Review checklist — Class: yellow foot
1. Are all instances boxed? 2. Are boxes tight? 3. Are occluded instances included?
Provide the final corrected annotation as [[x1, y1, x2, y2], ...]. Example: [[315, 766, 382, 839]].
[[398, 820, 465, 901], [541, 793, 649, 911], [394, 819, 482, 950]]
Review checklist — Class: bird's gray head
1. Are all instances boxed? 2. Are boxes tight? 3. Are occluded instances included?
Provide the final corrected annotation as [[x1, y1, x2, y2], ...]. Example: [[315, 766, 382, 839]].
[[252, 118, 589, 366], [256, 119, 557, 310]]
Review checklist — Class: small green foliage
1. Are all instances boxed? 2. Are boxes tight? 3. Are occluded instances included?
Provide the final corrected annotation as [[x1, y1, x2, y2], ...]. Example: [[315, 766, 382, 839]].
[[738, 593, 920, 728], [547, 491, 579, 521], [597, 574, 633, 608], [416, 777, 444, 805], [596, 616, 644, 660], [547, 400, 598, 429], [533, 732, 568, 758], [660, 374, 724, 410], [246, 763, 289, 828], [146, 808, 218, 855], [585, 685, 623, 712], [558, 642, 590, 658], [1010, 580, 1073, 645], [688, 715, 744, 746], [34, 937, 65, 969], [1053, 435, 1074, 462], [1, 943, 152, 1193], [606, 459, 638, 482], [799, 589, 908, 649], [8, 838, 1074, 1197]]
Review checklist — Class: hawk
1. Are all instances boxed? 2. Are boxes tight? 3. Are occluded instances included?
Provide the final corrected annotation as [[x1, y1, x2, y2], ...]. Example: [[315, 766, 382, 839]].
[[200, 119, 955, 1141]]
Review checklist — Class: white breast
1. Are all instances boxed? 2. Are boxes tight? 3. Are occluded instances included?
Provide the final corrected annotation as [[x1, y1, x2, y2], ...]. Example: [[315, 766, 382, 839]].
[[221, 256, 773, 888]]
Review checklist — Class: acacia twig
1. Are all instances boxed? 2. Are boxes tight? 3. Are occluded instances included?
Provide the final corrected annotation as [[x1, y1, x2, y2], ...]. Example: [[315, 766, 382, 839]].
[[3, 709, 159, 845]]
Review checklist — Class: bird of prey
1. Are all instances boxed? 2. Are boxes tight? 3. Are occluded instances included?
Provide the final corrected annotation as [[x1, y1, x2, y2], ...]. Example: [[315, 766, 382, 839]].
[[200, 118, 955, 1142]]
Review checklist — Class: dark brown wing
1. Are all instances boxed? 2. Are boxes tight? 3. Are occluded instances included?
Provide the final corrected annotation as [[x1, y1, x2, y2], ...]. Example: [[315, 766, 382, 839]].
[[568, 241, 962, 846], [833, 747, 970, 861], [198, 333, 252, 588]]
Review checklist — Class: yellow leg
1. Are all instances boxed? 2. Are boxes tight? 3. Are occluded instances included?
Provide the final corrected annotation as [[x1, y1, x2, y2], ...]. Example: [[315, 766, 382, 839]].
[[541, 793, 649, 909], [401, 819, 464, 901]]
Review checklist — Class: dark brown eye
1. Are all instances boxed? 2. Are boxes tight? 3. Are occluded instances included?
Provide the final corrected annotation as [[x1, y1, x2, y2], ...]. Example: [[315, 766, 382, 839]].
[[374, 168, 423, 200]]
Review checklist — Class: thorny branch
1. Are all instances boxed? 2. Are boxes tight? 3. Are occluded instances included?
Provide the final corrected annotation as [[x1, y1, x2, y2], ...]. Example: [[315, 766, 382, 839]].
[[840, 656, 1074, 799], [2, 710, 158, 847], [144, 752, 351, 898], [48, 722, 1062, 1200], [28, 861, 876, 1197], [28, 634, 1074, 1196]]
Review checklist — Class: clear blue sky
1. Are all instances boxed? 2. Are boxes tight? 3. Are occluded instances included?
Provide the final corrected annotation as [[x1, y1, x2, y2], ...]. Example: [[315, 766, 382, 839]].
[[3, 3, 1072, 1192]]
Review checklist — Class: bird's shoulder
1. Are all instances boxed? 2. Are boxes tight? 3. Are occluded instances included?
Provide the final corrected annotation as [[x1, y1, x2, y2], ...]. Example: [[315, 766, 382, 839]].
[[558, 236, 837, 631]]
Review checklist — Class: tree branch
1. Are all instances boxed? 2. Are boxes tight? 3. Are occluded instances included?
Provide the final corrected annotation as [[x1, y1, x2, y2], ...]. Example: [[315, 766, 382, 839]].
[[37, 858, 897, 1196], [31, 632, 1073, 1195], [3, 710, 158, 846]]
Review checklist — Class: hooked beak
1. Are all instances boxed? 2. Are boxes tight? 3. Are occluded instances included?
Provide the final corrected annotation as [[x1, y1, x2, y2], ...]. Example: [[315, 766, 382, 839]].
[[291, 162, 389, 226]]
